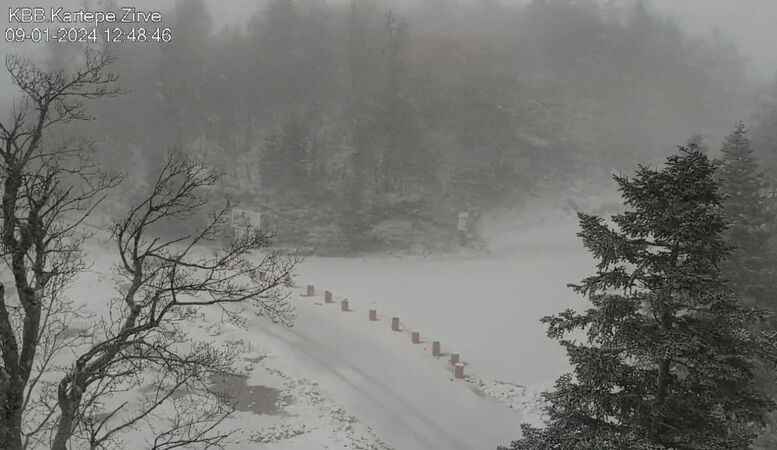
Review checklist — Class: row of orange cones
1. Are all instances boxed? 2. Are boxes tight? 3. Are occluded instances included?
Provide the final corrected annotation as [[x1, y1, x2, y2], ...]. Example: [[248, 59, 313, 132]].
[[304, 284, 466, 379]]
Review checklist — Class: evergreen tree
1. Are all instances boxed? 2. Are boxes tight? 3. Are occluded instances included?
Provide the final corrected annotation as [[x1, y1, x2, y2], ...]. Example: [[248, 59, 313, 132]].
[[159, 0, 213, 140], [716, 122, 777, 310], [503, 144, 777, 450], [260, 112, 313, 190], [752, 79, 777, 174], [379, 12, 430, 193], [717, 123, 777, 448]]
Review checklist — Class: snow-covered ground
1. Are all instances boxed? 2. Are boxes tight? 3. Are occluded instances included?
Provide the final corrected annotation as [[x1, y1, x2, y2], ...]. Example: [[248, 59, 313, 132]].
[[56, 205, 595, 449], [295, 209, 591, 385]]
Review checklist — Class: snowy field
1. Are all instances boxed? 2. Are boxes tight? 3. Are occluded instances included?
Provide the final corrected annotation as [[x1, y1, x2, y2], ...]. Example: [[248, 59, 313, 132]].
[[57, 205, 596, 449], [296, 211, 591, 386]]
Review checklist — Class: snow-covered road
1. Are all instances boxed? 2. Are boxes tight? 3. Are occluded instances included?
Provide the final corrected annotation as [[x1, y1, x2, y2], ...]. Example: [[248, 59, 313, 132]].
[[65, 212, 594, 449], [294, 217, 591, 385], [240, 215, 593, 449], [249, 294, 524, 450]]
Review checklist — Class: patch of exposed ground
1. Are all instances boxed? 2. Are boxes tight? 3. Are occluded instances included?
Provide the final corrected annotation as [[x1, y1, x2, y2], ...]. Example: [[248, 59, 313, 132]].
[[209, 373, 283, 415]]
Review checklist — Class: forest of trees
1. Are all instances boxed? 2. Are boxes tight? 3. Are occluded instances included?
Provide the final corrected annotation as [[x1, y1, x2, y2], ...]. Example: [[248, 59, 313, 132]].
[[4, 0, 777, 448], [42, 0, 771, 254], [500, 134, 777, 450], [502, 128, 777, 449]]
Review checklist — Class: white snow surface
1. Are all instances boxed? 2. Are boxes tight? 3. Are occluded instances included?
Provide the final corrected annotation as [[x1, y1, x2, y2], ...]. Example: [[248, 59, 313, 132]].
[[58, 206, 593, 449], [295, 209, 591, 385]]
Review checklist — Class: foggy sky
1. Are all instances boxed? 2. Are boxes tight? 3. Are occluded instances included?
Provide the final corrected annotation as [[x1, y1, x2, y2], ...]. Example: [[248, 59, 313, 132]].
[[651, 0, 777, 81], [1, 0, 776, 100]]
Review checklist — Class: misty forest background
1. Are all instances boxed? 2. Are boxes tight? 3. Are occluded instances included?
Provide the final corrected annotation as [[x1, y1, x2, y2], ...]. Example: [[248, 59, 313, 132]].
[[6, 1, 777, 448], [46, 0, 777, 254]]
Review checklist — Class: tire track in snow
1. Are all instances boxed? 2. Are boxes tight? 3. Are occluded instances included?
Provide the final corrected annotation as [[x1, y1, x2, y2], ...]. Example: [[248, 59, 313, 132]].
[[256, 322, 473, 450]]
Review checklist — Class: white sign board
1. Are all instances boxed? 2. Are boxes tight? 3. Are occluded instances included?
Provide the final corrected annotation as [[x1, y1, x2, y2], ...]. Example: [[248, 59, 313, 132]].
[[231, 208, 262, 239], [457, 211, 469, 232]]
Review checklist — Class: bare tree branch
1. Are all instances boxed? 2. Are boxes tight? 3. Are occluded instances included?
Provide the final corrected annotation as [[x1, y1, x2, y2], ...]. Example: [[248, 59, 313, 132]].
[[51, 152, 297, 449], [0, 50, 120, 450]]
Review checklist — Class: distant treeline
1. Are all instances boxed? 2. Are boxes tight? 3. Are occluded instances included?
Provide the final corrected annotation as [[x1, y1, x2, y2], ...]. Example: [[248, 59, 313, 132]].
[[44, 0, 777, 253]]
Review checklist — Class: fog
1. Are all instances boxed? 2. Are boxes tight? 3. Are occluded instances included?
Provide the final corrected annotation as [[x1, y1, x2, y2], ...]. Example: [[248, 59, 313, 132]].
[[1, 1, 777, 449], [651, 0, 777, 80], [2, 1, 777, 106], [3, 0, 777, 75]]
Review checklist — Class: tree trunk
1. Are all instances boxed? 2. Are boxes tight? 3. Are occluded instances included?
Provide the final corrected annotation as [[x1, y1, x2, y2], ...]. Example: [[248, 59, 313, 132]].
[[0, 389, 24, 450], [651, 269, 676, 444], [51, 401, 76, 450], [52, 384, 82, 450], [0, 282, 24, 450]]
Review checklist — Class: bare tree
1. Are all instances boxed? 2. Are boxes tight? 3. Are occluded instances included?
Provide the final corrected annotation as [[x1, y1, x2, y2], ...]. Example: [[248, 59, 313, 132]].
[[0, 52, 298, 449], [0, 50, 121, 450], [52, 154, 297, 450]]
